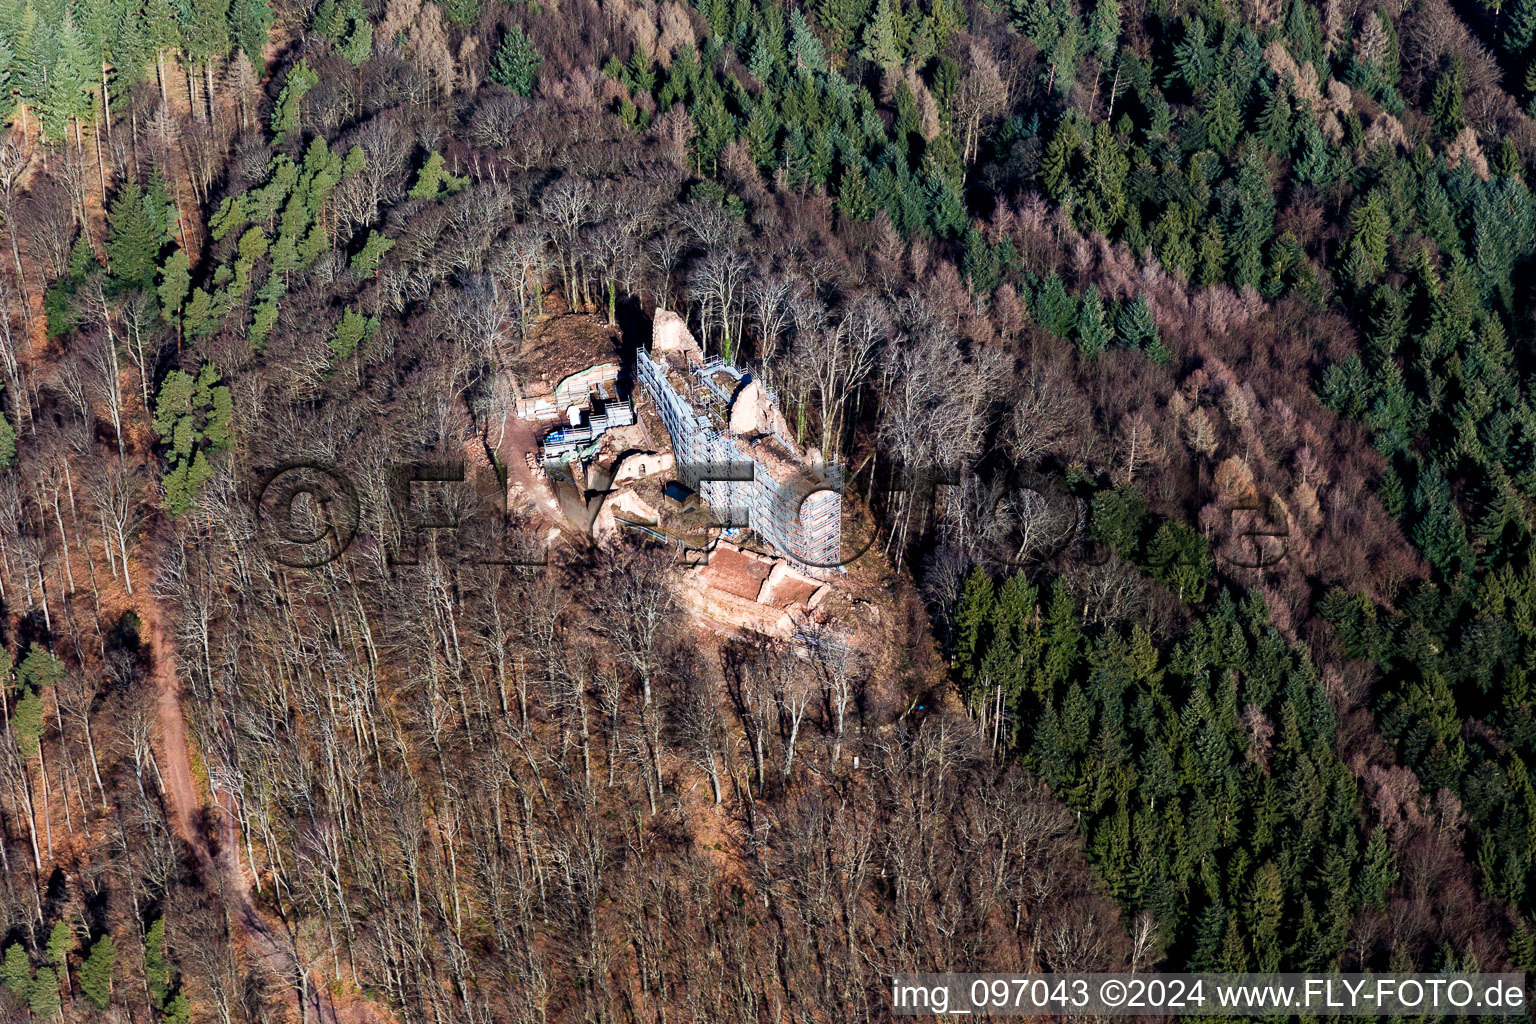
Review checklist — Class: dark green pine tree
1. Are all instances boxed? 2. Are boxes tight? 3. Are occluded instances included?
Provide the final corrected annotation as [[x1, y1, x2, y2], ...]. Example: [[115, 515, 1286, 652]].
[[0, 7, 15, 123], [929, 59, 958, 120], [808, 0, 872, 56], [962, 225, 1002, 293], [835, 160, 875, 220], [1115, 294, 1158, 351], [780, 70, 821, 133], [871, 159, 923, 234], [749, 0, 788, 79], [184, 0, 231, 87], [271, 59, 318, 147], [982, 571, 1040, 723], [1059, 684, 1092, 764], [1203, 81, 1241, 154], [78, 934, 115, 1011], [742, 93, 779, 170], [805, 123, 834, 186], [0, 402, 14, 469], [1228, 147, 1276, 289], [1292, 120, 1334, 186], [782, 125, 814, 190], [1089, 804, 1134, 894], [1348, 190, 1390, 281], [1258, 86, 1293, 152], [702, 0, 730, 39], [13, 1, 56, 119], [40, 13, 92, 143], [860, 0, 902, 71], [490, 25, 542, 95], [1152, 205, 1197, 278], [1430, 259, 1480, 355], [157, 249, 191, 338], [1080, 120, 1128, 234], [109, 3, 153, 103], [1034, 273, 1078, 338], [1146, 522, 1211, 603], [1189, 902, 1228, 970], [952, 566, 995, 706], [1430, 56, 1465, 135], [142, 0, 180, 96], [1075, 284, 1111, 358], [27, 967, 59, 1018], [230, 0, 272, 65], [893, 79, 924, 166], [1172, 16, 1216, 91], [1042, 579, 1083, 690], [789, 9, 828, 71], [1506, 0, 1536, 58], [1494, 137, 1523, 178], [313, 0, 348, 39], [1320, 354, 1370, 418], [145, 167, 176, 240], [1418, 173, 1460, 257], [1030, 702, 1072, 787], [629, 44, 657, 93], [1411, 464, 1474, 576], [1040, 117, 1081, 203], [1475, 481, 1529, 563], [1510, 919, 1536, 971], [105, 180, 167, 293], [143, 917, 169, 1007], [44, 232, 96, 337], [42, 923, 71, 994], [926, 132, 964, 194], [1367, 283, 1409, 365], [76, 0, 121, 99], [349, 229, 391, 277], [1197, 222, 1226, 286], [690, 82, 735, 176], [155, 992, 190, 1024], [923, 168, 966, 237], [1246, 860, 1286, 970], [0, 944, 29, 997], [1284, 0, 1323, 75], [658, 44, 697, 107], [1365, 365, 1415, 459]]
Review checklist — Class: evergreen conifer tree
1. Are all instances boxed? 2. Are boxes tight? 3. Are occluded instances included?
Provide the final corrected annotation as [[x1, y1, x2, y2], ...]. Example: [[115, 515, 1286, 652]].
[[1, 943, 30, 996], [106, 180, 166, 293], [953, 566, 994, 698], [490, 25, 542, 94], [1430, 57, 1465, 135], [1115, 294, 1158, 351], [1076, 284, 1110, 358], [78, 934, 115, 1011], [27, 966, 59, 1017], [144, 917, 168, 1006]]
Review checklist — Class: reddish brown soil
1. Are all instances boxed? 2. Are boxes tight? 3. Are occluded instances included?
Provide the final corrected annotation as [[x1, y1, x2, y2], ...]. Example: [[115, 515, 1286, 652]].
[[139, 588, 350, 1024], [698, 546, 772, 601]]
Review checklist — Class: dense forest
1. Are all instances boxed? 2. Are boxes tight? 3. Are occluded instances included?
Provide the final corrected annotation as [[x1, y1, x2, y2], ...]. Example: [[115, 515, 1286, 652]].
[[0, 0, 1535, 1012]]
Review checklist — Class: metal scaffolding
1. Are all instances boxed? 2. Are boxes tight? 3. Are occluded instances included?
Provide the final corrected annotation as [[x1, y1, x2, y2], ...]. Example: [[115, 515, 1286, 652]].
[[638, 346, 841, 571]]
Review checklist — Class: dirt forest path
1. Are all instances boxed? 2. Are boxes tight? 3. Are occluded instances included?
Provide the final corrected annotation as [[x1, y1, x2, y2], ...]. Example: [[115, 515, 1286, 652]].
[[135, 583, 345, 1024]]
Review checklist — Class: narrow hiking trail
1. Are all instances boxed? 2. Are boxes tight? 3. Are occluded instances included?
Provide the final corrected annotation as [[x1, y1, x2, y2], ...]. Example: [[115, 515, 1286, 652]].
[[8, 74, 373, 1024], [137, 582, 346, 1024]]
